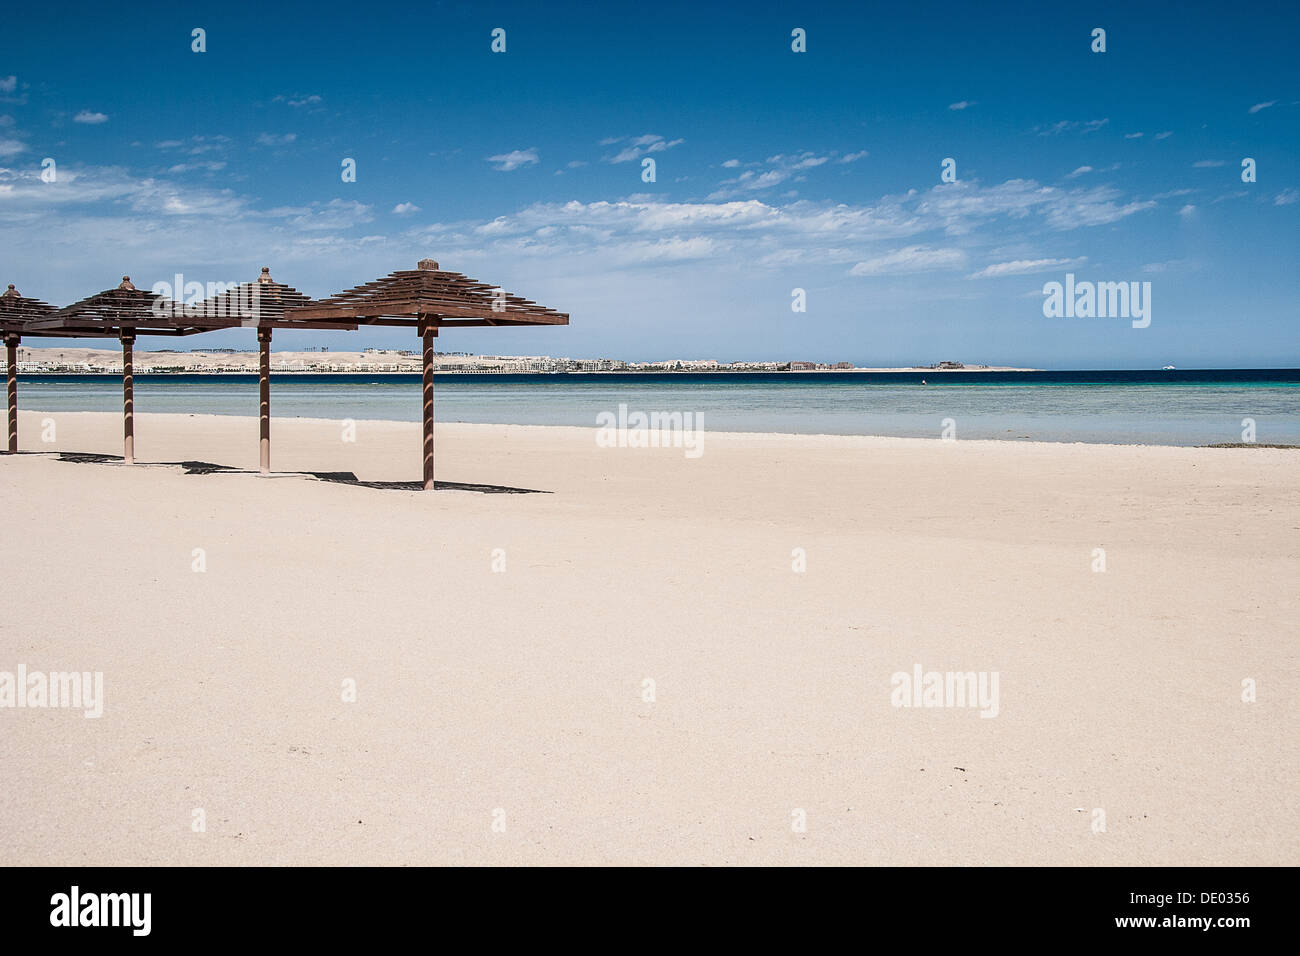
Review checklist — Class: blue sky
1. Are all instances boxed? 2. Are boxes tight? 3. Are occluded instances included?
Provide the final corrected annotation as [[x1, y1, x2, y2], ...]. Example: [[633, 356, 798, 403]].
[[2, 0, 1296, 367]]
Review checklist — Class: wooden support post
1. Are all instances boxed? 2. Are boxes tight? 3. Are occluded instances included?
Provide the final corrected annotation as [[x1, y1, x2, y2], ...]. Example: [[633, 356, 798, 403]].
[[5, 334, 18, 453], [258, 327, 272, 475], [420, 318, 437, 490], [121, 332, 135, 464]]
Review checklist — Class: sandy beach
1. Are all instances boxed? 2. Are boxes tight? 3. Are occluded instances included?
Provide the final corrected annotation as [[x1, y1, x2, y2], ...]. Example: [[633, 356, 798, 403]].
[[1, 410, 1297, 866]]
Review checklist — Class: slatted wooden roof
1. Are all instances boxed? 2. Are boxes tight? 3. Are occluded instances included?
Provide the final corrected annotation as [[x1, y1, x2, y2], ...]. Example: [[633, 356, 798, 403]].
[[193, 268, 356, 330], [289, 259, 569, 328], [1, 284, 56, 331], [26, 276, 228, 336], [1, 283, 115, 338]]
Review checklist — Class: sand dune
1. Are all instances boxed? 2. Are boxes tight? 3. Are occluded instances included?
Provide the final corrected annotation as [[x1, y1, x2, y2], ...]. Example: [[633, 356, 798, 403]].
[[1, 411, 1296, 865]]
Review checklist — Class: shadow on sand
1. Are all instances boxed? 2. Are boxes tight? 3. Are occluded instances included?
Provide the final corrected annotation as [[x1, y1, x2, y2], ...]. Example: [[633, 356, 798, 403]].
[[53, 451, 548, 494]]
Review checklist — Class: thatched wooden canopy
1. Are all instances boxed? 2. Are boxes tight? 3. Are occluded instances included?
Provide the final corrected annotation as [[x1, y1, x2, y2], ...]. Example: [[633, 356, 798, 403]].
[[5, 260, 569, 489], [2, 284, 116, 453], [24, 276, 234, 463], [290, 258, 569, 489], [29, 278, 220, 335], [196, 267, 357, 475], [292, 258, 569, 329], [1, 284, 60, 331]]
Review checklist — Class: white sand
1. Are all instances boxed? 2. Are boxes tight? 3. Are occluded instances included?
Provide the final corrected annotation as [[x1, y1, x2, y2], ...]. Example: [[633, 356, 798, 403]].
[[1, 410, 1297, 865]]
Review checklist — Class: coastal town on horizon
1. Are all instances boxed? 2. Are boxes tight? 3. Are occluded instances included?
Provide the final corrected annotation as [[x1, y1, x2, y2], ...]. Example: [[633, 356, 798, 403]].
[[10, 345, 1032, 375]]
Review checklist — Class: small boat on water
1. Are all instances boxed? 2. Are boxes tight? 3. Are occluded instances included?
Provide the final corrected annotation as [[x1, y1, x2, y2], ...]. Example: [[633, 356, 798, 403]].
[[1162, 365, 1176, 370]]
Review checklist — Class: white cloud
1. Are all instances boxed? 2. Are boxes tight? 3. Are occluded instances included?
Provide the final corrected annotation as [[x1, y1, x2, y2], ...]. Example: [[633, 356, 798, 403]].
[[1143, 260, 1186, 273], [967, 256, 1086, 278], [1192, 160, 1225, 168], [157, 135, 231, 156], [0, 159, 1179, 319], [753, 152, 837, 170], [1154, 131, 1172, 140], [836, 150, 869, 163], [1275, 189, 1298, 206], [1248, 101, 1276, 114], [0, 138, 26, 157], [709, 151, 839, 198], [910, 178, 1154, 233], [1179, 204, 1197, 219], [73, 111, 109, 125], [392, 202, 420, 215], [606, 236, 717, 264], [721, 158, 741, 168], [487, 148, 539, 171], [948, 101, 976, 110], [0, 165, 205, 210], [274, 94, 323, 108], [274, 198, 374, 230], [1066, 162, 1119, 181], [1124, 132, 1143, 139], [166, 161, 226, 174], [603, 134, 684, 164], [256, 132, 297, 146], [1037, 118, 1109, 135], [0, 76, 24, 105], [850, 246, 966, 276], [1043, 193, 1155, 229]]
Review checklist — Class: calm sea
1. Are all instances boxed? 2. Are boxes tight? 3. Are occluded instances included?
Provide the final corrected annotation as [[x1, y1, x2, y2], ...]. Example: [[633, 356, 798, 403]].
[[16, 369, 1300, 446]]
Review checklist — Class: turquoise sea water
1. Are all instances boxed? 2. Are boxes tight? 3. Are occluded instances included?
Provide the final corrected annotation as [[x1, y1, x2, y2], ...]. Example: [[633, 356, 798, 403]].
[[16, 371, 1300, 446]]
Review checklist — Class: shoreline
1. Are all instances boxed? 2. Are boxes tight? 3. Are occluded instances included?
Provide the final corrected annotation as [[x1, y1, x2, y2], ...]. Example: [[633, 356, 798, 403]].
[[13, 367, 1296, 381], [13, 368, 1045, 375], [13, 410, 1300, 453]]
